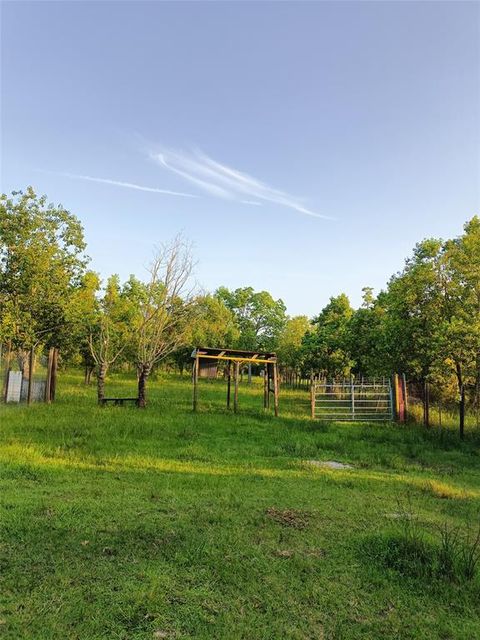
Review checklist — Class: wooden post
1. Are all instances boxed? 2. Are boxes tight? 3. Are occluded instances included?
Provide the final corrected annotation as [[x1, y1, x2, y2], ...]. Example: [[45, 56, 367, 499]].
[[392, 374, 398, 421], [50, 348, 58, 402], [389, 379, 395, 422], [351, 378, 355, 421], [266, 364, 270, 408], [273, 362, 279, 417], [459, 384, 465, 439], [263, 364, 268, 409], [2, 341, 12, 402], [27, 347, 35, 405], [193, 354, 199, 412], [310, 374, 315, 419], [226, 360, 231, 409], [45, 347, 54, 403], [402, 373, 408, 421], [234, 361, 239, 413], [424, 380, 430, 428]]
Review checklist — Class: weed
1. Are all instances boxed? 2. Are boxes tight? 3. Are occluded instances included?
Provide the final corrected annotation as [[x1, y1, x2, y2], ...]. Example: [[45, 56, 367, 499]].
[[459, 522, 480, 581]]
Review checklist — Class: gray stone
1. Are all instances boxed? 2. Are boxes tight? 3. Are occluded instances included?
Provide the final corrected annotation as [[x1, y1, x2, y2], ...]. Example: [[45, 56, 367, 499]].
[[307, 460, 354, 470]]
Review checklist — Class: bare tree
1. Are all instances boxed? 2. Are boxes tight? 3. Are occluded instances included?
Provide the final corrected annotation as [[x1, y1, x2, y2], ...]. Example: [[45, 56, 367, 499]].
[[135, 236, 195, 407]]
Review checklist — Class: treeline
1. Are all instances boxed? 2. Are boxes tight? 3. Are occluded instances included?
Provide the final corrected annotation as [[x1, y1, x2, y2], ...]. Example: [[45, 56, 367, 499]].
[[1, 188, 479, 434]]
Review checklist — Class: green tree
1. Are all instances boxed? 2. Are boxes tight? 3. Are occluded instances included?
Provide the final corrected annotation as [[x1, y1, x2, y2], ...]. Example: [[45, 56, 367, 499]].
[[442, 217, 480, 437], [301, 294, 353, 379], [277, 315, 311, 369], [62, 270, 100, 381], [172, 294, 240, 374], [0, 187, 88, 350], [215, 286, 286, 351], [346, 288, 388, 378], [88, 275, 137, 402]]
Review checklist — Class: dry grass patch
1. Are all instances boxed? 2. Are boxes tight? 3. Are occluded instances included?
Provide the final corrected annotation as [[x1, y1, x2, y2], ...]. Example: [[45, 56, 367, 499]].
[[421, 480, 469, 500], [265, 507, 311, 529]]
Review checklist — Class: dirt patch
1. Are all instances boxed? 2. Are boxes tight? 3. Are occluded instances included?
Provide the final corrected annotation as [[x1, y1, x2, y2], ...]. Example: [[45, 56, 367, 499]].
[[266, 507, 310, 529], [307, 460, 354, 470]]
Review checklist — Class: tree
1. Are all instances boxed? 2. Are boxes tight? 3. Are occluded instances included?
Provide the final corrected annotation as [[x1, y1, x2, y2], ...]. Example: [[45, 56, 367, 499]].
[[63, 270, 100, 382], [277, 315, 311, 369], [442, 217, 480, 437], [88, 275, 136, 403], [301, 294, 353, 379], [0, 187, 88, 350], [172, 294, 240, 374], [382, 239, 448, 425], [132, 236, 195, 407], [215, 286, 286, 351], [346, 288, 388, 378]]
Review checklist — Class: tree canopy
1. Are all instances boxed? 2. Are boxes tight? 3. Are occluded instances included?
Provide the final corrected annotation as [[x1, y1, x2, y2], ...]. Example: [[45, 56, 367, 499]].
[[0, 187, 88, 348]]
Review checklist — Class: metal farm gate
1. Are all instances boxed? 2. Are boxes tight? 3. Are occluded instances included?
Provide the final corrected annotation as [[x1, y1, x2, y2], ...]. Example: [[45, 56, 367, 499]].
[[311, 380, 394, 422]]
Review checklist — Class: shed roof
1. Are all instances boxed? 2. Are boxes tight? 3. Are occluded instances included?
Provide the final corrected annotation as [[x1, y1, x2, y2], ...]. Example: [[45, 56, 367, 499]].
[[192, 346, 277, 364]]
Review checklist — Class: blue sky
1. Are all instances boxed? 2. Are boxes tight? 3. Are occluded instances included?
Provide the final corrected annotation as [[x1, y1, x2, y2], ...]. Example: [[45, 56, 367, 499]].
[[2, 1, 479, 316]]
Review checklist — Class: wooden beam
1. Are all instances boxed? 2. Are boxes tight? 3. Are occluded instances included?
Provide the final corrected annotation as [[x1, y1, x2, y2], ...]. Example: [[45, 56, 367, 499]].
[[196, 354, 276, 365]]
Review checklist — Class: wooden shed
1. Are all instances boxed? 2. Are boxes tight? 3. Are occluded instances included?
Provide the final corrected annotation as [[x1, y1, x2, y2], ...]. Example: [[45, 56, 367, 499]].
[[191, 347, 279, 416]]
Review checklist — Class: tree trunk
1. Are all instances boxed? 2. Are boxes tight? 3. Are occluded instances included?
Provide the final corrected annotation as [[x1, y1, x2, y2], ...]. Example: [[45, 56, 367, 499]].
[[248, 363, 252, 385], [456, 362, 465, 439], [138, 363, 151, 408], [476, 354, 480, 429], [97, 362, 108, 404], [84, 365, 94, 385]]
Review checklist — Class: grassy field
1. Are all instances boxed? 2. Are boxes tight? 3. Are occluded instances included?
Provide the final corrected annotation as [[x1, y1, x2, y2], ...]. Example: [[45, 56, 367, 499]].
[[1, 371, 480, 640]]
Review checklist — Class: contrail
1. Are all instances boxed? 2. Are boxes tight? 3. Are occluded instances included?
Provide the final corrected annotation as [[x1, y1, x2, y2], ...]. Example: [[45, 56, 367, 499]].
[[47, 171, 198, 198], [150, 147, 332, 219]]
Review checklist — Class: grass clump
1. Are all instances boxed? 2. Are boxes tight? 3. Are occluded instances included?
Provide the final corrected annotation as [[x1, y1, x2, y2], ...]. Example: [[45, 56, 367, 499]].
[[361, 497, 480, 585]]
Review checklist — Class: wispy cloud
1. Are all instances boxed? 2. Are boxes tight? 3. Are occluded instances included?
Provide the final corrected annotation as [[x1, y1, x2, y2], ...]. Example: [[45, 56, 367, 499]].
[[150, 147, 330, 219], [46, 171, 198, 198], [241, 200, 262, 206]]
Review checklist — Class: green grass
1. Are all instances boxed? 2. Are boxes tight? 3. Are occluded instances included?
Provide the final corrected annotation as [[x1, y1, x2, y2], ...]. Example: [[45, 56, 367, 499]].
[[1, 371, 480, 639]]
